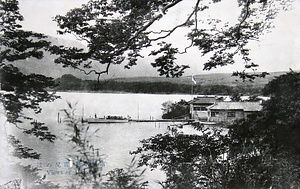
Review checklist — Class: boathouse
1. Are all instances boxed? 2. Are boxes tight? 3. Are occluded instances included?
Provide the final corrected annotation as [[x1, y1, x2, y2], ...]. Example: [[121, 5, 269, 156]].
[[207, 101, 262, 123], [189, 96, 218, 121]]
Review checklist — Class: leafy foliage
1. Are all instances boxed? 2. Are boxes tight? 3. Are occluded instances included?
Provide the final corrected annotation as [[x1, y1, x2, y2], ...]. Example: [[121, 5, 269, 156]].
[[51, 0, 290, 80], [161, 99, 189, 119], [7, 135, 41, 159], [23, 121, 56, 142], [63, 103, 148, 189], [18, 164, 60, 189], [133, 71, 300, 188], [230, 91, 242, 102], [62, 102, 104, 187], [102, 157, 148, 189], [131, 126, 230, 188], [0, 65, 58, 123], [54, 74, 263, 95], [257, 71, 300, 152], [150, 42, 189, 77], [0, 0, 58, 121], [0, 0, 51, 62], [0, 0, 59, 159]]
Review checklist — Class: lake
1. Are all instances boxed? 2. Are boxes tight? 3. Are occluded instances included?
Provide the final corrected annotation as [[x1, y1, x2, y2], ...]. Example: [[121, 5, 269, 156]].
[[3, 92, 197, 188]]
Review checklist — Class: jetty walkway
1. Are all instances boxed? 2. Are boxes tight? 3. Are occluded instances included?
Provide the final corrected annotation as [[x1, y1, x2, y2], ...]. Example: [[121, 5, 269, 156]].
[[129, 119, 194, 123]]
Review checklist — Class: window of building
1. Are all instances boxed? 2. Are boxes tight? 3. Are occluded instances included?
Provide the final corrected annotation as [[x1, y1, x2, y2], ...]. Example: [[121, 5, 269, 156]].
[[211, 112, 219, 117], [227, 112, 236, 117], [193, 107, 207, 111]]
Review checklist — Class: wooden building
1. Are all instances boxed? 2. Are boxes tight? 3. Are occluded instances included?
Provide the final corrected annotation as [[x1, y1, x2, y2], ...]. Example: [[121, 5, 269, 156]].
[[207, 102, 262, 123], [189, 96, 218, 121]]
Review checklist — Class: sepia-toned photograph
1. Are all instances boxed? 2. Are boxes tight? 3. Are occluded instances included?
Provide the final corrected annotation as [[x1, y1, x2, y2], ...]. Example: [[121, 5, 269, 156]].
[[1, 0, 300, 188]]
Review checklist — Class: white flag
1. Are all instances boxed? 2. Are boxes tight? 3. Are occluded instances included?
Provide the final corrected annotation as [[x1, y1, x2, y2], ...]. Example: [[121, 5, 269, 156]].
[[192, 75, 197, 84]]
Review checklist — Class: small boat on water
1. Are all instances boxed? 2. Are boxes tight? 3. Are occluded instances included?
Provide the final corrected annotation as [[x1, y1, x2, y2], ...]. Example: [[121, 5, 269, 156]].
[[85, 115, 129, 123]]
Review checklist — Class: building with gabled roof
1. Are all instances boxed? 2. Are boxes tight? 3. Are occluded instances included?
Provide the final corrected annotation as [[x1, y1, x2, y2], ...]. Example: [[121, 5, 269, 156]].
[[189, 96, 219, 121], [207, 101, 262, 123]]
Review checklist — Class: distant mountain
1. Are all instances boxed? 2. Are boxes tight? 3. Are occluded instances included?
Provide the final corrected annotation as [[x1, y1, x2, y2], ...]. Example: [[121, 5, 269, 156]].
[[111, 71, 287, 88], [54, 71, 288, 95], [7, 35, 291, 86], [8, 35, 159, 80], [9, 36, 95, 80]]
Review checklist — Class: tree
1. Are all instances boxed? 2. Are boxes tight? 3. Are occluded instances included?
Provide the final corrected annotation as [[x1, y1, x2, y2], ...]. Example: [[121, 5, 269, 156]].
[[0, 0, 58, 158], [220, 71, 300, 188], [230, 91, 242, 102], [51, 0, 290, 81], [227, 72, 300, 188], [63, 103, 148, 189], [262, 70, 300, 152], [161, 99, 189, 119], [161, 100, 174, 114], [1, 0, 297, 187], [131, 125, 230, 188], [132, 71, 300, 188], [230, 71, 300, 153]]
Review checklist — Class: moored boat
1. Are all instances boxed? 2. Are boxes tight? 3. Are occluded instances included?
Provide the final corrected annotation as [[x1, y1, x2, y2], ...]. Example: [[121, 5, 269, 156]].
[[85, 115, 129, 123]]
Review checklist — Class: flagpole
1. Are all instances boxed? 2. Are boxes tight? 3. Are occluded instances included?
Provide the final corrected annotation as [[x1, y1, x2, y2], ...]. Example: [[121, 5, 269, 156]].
[[191, 82, 194, 100], [191, 75, 196, 100]]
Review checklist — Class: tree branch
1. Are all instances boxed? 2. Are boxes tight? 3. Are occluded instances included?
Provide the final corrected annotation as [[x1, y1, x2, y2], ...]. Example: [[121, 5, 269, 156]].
[[180, 0, 202, 54], [118, 0, 184, 53], [150, 0, 201, 42], [71, 62, 112, 84], [238, 0, 251, 28], [71, 33, 91, 44], [162, 0, 183, 14]]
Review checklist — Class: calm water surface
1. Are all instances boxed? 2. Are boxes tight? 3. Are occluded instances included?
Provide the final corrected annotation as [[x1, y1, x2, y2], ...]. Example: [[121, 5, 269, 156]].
[[8, 92, 196, 188]]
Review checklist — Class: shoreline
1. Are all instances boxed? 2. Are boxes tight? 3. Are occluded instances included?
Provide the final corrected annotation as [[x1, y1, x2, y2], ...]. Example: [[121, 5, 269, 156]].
[[49, 89, 193, 96]]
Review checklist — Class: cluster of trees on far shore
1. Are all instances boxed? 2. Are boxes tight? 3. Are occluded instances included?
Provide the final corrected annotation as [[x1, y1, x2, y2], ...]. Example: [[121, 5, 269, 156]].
[[55, 74, 263, 95], [132, 71, 300, 188], [1, 0, 299, 188]]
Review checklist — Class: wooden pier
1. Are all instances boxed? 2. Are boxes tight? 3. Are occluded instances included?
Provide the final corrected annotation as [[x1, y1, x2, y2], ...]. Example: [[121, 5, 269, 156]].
[[129, 119, 194, 123]]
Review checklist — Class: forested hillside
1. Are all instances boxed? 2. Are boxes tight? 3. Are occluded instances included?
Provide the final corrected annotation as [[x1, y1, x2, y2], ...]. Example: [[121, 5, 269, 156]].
[[54, 74, 265, 95]]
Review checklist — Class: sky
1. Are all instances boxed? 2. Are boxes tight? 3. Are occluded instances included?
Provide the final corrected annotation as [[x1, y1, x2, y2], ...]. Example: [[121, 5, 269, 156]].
[[18, 0, 300, 77]]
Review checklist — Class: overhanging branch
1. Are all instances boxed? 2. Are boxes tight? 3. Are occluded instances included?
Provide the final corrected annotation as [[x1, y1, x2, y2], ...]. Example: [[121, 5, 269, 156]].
[[118, 0, 184, 53], [150, 0, 202, 45]]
